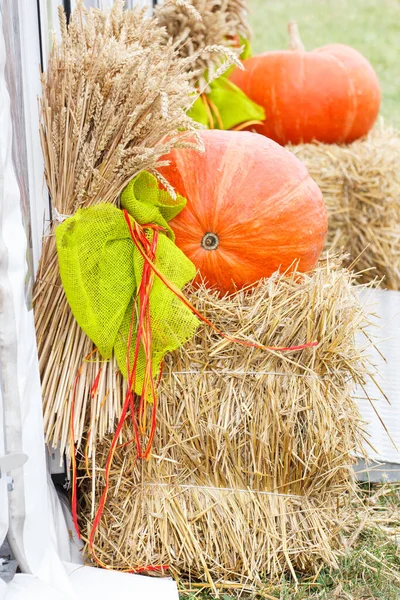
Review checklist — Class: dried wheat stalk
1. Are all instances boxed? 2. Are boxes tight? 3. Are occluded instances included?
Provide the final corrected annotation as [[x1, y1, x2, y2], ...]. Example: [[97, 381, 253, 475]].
[[34, 0, 237, 456], [156, 0, 249, 87], [77, 258, 374, 589], [290, 125, 400, 289]]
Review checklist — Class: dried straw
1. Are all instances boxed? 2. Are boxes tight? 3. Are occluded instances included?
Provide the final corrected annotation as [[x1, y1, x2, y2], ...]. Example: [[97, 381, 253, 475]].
[[155, 0, 249, 88], [34, 1, 238, 456], [77, 259, 372, 590], [290, 125, 400, 289]]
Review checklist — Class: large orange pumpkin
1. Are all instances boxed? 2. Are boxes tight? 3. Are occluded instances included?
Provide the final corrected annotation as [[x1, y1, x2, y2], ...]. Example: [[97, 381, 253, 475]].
[[229, 23, 381, 145], [159, 130, 327, 294]]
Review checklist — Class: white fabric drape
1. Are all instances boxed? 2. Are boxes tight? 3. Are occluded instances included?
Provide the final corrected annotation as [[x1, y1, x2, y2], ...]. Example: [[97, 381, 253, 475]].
[[356, 288, 400, 465], [0, 7, 76, 593]]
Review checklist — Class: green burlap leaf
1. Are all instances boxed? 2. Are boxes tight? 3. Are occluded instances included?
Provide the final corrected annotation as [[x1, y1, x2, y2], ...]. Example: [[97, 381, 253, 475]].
[[189, 77, 265, 130], [221, 36, 253, 80], [114, 233, 198, 394], [189, 35, 264, 131], [56, 204, 135, 358], [189, 96, 211, 128], [56, 171, 198, 395], [240, 36, 252, 60], [121, 171, 187, 241]]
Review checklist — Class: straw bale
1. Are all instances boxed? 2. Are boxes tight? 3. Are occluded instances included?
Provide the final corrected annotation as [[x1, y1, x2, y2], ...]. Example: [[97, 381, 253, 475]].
[[78, 259, 372, 589], [290, 126, 400, 289]]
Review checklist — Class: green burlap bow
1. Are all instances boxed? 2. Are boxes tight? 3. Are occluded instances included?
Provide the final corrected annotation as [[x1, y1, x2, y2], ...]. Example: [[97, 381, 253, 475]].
[[56, 171, 199, 396], [189, 38, 265, 130]]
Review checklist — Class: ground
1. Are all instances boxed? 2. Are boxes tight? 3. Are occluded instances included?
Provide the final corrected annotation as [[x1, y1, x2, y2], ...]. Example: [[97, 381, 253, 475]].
[[248, 0, 400, 127], [180, 483, 400, 599]]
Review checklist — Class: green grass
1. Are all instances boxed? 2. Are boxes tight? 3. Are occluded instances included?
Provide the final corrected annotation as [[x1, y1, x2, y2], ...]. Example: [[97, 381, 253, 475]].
[[179, 484, 400, 599], [247, 0, 400, 127], [267, 528, 400, 599], [181, 534, 400, 599]]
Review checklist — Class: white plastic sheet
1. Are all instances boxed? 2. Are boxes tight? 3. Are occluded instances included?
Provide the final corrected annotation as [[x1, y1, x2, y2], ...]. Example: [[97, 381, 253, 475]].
[[1, 568, 179, 600], [1, 575, 70, 600], [356, 287, 400, 465], [66, 564, 179, 600], [0, 391, 9, 551], [0, 7, 75, 592]]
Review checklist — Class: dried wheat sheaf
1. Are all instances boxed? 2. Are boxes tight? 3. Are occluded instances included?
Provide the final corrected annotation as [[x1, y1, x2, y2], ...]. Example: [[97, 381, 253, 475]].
[[34, 0, 237, 454], [156, 0, 249, 87]]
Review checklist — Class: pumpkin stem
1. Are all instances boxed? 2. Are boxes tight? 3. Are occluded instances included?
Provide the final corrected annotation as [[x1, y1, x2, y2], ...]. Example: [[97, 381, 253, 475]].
[[288, 21, 305, 52], [201, 232, 219, 250]]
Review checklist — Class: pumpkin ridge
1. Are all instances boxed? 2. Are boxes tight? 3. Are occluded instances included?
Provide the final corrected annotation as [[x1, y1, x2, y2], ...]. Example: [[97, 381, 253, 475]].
[[269, 67, 279, 140], [323, 52, 358, 142], [214, 136, 257, 221], [297, 52, 306, 141], [210, 176, 327, 249], [206, 170, 318, 240]]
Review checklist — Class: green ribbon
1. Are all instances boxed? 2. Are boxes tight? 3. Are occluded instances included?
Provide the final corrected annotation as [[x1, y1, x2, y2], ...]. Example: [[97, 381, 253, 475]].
[[56, 172, 198, 395]]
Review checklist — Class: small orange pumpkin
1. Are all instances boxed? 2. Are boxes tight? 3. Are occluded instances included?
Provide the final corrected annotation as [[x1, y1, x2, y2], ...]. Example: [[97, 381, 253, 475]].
[[229, 23, 381, 145], [159, 130, 328, 294]]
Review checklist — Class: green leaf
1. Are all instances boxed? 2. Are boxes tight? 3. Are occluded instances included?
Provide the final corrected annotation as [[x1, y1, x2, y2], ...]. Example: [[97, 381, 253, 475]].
[[121, 171, 187, 241], [189, 76, 265, 131], [187, 35, 262, 130], [56, 203, 136, 358], [188, 95, 211, 128], [239, 35, 252, 60], [222, 35, 253, 79], [207, 77, 265, 130]]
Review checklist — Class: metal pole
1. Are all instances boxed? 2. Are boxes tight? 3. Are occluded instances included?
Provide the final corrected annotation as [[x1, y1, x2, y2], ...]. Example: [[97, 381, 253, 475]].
[[64, 0, 72, 22]]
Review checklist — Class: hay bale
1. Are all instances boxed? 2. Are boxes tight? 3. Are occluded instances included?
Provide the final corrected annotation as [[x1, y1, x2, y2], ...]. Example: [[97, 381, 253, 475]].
[[78, 260, 371, 590], [290, 126, 400, 289]]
